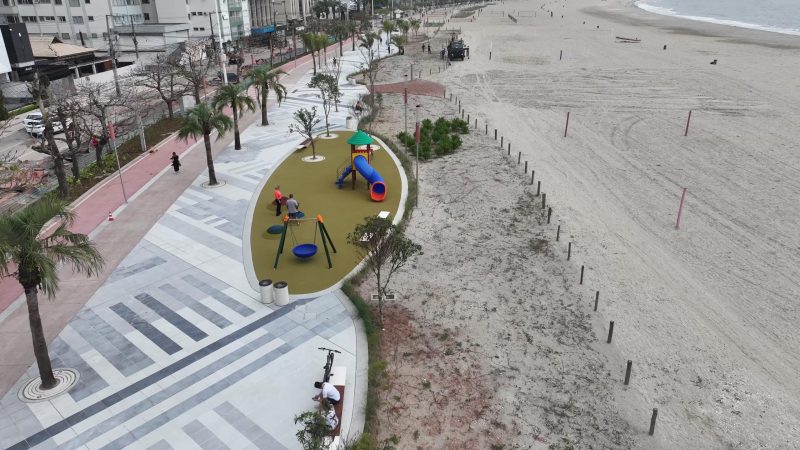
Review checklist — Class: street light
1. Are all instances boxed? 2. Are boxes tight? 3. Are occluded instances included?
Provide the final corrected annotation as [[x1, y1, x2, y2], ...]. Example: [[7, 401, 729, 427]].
[[414, 104, 421, 206]]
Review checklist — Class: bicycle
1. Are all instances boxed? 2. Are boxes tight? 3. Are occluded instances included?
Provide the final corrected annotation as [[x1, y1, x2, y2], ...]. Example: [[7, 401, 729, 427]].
[[319, 347, 341, 382]]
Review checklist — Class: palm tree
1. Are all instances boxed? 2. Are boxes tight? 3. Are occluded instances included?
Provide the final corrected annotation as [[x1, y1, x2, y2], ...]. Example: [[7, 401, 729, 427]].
[[347, 21, 358, 51], [396, 19, 410, 40], [0, 197, 104, 390], [332, 22, 349, 57], [382, 20, 395, 53], [316, 33, 329, 68], [302, 33, 318, 74], [213, 83, 256, 150], [178, 103, 233, 186], [410, 18, 421, 37], [248, 66, 287, 126], [391, 35, 407, 55]]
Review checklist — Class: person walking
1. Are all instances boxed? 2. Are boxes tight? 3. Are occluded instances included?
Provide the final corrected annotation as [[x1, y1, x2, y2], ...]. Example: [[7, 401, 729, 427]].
[[170, 152, 181, 174], [273, 185, 283, 216], [286, 194, 300, 220]]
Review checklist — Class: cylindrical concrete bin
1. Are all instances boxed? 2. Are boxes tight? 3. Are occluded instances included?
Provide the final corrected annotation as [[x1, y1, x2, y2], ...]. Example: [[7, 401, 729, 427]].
[[345, 116, 356, 130], [258, 279, 273, 304], [348, 77, 356, 86], [273, 281, 290, 306]]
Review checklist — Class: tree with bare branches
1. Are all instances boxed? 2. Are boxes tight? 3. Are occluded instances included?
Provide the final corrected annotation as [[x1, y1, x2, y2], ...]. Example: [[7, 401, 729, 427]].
[[133, 55, 188, 118]]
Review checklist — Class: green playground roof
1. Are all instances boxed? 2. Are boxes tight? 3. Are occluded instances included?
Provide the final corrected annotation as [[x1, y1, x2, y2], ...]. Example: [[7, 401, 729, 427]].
[[347, 130, 374, 145]]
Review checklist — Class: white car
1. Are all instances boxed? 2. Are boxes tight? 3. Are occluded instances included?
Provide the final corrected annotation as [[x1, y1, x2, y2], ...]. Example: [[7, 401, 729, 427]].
[[26, 117, 71, 138], [22, 111, 42, 128]]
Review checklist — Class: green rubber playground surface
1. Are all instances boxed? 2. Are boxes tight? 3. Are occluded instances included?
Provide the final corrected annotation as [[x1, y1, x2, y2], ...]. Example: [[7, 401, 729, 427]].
[[250, 131, 403, 295]]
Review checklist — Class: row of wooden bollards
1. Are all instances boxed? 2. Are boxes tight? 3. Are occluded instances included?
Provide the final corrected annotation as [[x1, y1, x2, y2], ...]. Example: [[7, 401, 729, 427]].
[[448, 90, 661, 438]]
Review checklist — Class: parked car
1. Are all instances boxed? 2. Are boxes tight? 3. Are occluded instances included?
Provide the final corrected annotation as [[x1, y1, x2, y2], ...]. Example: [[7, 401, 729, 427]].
[[22, 111, 43, 128], [26, 117, 71, 138]]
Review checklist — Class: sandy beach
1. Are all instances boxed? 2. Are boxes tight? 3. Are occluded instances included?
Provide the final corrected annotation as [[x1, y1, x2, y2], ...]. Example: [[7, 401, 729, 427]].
[[358, 0, 800, 448]]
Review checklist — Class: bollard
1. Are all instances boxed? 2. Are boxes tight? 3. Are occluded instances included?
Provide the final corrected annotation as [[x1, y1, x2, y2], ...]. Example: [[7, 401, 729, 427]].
[[580, 265, 585, 284], [607, 320, 614, 343], [536, 180, 541, 196], [594, 290, 599, 311], [559, 49, 563, 60], [524, 161, 528, 173], [485, 123, 488, 134], [508, 142, 511, 154], [518, 152, 521, 164], [547, 207, 552, 224], [530, 170, 535, 185], [494, 129, 497, 140], [450, 93, 453, 101], [556, 224, 560, 241], [461, 109, 464, 119], [649, 409, 658, 435], [624, 360, 632, 385], [467, 113, 470, 123], [501, 136, 504, 148], [475, 118, 478, 129], [567, 241, 572, 260], [429, 67, 432, 75], [541, 193, 546, 209]]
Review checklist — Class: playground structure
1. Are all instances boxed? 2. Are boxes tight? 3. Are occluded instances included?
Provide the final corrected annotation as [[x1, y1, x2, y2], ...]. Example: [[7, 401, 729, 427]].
[[273, 214, 337, 269], [336, 130, 387, 202]]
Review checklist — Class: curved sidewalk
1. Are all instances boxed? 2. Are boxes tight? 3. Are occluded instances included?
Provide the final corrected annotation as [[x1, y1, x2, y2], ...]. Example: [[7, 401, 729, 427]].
[[0, 38, 390, 449]]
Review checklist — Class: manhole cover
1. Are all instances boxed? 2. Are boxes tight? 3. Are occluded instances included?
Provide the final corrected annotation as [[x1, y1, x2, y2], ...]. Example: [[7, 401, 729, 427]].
[[19, 368, 80, 402]]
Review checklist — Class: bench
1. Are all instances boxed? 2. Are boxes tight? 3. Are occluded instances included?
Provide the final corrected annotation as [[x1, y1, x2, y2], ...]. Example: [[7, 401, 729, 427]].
[[327, 366, 346, 448], [296, 138, 312, 150]]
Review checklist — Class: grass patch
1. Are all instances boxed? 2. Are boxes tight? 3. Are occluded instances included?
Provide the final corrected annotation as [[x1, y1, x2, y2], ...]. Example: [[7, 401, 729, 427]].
[[396, 117, 468, 160]]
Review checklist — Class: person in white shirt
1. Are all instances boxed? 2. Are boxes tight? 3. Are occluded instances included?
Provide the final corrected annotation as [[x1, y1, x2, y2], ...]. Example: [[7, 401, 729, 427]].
[[312, 381, 341, 407]]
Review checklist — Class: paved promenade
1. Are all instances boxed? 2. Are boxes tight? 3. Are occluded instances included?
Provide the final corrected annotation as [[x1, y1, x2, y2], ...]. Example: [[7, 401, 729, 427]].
[[0, 38, 395, 449]]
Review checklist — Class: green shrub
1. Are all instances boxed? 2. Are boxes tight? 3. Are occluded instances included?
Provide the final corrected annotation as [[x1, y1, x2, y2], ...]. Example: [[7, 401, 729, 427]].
[[9, 104, 37, 117], [450, 118, 469, 134]]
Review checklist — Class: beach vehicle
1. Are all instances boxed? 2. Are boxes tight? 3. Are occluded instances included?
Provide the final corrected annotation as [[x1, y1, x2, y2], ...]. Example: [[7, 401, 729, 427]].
[[447, 39, 466, 61]]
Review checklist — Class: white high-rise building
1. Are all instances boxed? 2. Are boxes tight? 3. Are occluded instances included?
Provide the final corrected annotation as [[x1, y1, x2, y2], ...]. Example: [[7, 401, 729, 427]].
[[0, 0, 254, 59]]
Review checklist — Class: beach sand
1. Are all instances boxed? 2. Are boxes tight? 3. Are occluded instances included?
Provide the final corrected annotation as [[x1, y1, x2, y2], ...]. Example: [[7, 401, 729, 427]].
[[357, 0, 800, 448]]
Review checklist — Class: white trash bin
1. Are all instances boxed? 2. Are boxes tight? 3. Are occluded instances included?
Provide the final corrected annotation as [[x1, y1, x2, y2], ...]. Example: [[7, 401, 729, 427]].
[[258, 279, 273, 304], [273, 281, 290, 306]]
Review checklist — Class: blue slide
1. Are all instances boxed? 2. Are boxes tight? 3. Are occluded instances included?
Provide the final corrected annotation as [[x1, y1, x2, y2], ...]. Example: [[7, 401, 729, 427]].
[[336, 155, 386, 201]]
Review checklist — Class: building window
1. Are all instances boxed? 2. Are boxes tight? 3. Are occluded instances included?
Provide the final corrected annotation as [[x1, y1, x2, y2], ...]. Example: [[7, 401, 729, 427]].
[[58, 16, 66, 22], [88, 16, 94, 21], [91, 33, 98, 38], [55, 0, 63, 4], [143, 13, 150, 20], [69, 0, 79, 6], [73, 16, 84, 24], [142, 0, 149, 3], [21, 16, 38, 23], [39, 16, 56, 22], [193, 27, 199, 31], [62, 33, 70, 39]]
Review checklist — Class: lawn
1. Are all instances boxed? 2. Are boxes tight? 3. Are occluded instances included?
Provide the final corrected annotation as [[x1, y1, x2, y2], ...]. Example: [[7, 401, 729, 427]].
[[250, 130, 403, 295]]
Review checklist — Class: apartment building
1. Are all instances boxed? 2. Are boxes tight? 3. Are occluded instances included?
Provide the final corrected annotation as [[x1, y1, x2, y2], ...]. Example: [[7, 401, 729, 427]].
[[249, 0, 311, 28], [0, 0, 254, 58]]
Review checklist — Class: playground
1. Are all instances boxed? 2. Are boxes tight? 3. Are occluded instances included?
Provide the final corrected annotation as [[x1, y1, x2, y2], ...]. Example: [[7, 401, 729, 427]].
[[250, 130, 403, 295]]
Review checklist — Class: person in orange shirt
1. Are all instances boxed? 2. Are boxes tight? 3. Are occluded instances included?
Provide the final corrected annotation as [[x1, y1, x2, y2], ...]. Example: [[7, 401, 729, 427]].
[[273, 185, 283, 216]]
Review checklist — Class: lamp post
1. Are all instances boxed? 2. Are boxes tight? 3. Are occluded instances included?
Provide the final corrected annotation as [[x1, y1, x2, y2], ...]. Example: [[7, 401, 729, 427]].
[[414, 104, 421, 206], [104, 15, 122, 96], [214, 0, 228, 84]]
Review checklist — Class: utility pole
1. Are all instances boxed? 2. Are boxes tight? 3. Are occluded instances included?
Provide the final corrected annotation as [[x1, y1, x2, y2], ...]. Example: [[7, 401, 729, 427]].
[[105, 15, 122, 96], [213, 0, 228, 84], [130, 15, 140, 59]]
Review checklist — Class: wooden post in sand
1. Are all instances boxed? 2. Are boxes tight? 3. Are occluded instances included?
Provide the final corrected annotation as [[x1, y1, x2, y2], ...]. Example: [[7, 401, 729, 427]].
[[536, 180, 541, 196], [508, 142, 511, 154], [530, 170, 535, 185], [467, 113, 470, 123], [580, 265, 585, 284], [556, 224, 560, 241], [494, 129, 497, 140], [559, 50, 563, 60], [524, 161, 528, 173], [649, 409, 658, 435], [485, 123, 488, 134], [501, 136, 504, 148], [684, 110, 692, 136], [594, 291, 599, 311], [564, 111, 571, 137], [624, 360, 632, 385], [517, 152, 521, 164], [607, 321, 615, 343], [676, 188, 688, 229], [461, 109, 464, 119], [475, 118, 478, 129], [567, 242, 572, 260], [547, 207, 552, 224], [541, 193, 546, 209]]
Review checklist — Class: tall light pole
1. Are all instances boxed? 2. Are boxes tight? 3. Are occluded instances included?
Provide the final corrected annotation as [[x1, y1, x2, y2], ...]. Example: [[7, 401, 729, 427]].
[[414, 104, 421, 206], [214, 0, 228, 84], [105, 15, 122, 96]]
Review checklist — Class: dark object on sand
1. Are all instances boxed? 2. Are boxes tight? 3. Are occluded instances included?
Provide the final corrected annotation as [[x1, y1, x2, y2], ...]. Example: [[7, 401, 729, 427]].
[[663, 44, 667, 50], [447, 39, 467, 61], [710, 59, 718, 65], [615, 36, 641, 43]]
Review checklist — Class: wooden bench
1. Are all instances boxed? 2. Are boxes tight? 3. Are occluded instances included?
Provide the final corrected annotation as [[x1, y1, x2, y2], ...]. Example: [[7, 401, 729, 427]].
[[296, 137, 313, 150]]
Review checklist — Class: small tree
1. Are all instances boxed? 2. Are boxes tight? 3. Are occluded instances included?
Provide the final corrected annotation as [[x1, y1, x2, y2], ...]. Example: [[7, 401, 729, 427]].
[[308, 73, 340, 135], [289, 107, 322, 159], [294, 410, 330, 450], [212, 83, 256, 150], [409, 18, 421, 37], [381, 20, 395, 53], [28, 72, 69, 198], [390, 35, 406, 55], [302, 33, 319, 75], [347, 217, 421, 324], [133, 56, 188, 118], [170, 41, 213, 104]]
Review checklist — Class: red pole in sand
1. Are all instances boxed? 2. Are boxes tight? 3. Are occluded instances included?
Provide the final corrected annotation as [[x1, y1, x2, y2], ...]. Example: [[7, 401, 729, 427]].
[[684, 110, 692, 136], [676, 187, 687, 229], [564, 111, 570, 138]]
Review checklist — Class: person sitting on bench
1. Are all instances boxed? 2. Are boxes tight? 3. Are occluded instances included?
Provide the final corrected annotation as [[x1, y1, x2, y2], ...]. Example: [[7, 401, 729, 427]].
[[313, 381, 340, 407]]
